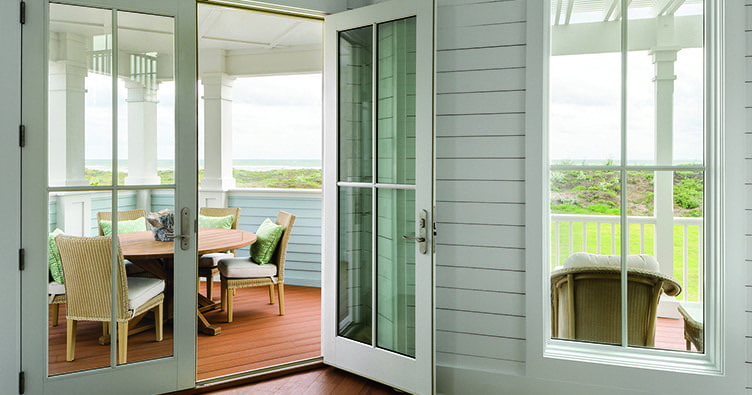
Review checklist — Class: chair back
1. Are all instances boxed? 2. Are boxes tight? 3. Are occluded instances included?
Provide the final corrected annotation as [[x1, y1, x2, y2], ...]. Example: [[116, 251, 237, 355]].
[[55, 235, 130, 322], [550, 253, 680, 347], [199, 207, 241, 229], [97, 209, 148, 236], [271, 211, 295, 282]]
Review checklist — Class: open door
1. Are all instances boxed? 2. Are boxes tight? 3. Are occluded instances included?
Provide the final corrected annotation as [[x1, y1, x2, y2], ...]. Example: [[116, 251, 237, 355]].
[[322, 0, 434, 393]]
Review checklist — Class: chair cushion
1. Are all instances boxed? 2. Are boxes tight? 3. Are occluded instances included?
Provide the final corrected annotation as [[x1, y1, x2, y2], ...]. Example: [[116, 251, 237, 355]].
[[49, 228, 65, 284], [250, 218, 284, 265], [100, 217, 147, 236], [48, 281, 65, 296], [198, 214, 234, 229], [127, 277, 165, 310], [199, 252, 234, 268], [561, 252, 660, 272], [218, 257, 278, 279]]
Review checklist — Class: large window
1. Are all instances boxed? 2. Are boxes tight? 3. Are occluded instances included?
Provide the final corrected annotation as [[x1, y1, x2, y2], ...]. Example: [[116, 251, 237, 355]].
[[548, 0, 705, 354]]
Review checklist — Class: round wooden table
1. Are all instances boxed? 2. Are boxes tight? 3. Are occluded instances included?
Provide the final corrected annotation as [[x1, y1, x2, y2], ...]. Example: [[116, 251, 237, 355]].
[[119, 228, 257, 335]]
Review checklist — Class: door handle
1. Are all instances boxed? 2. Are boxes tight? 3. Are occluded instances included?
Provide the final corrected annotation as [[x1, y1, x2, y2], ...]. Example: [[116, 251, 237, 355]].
[[172, 207, 191, 251], [402, 209, 428, 255]]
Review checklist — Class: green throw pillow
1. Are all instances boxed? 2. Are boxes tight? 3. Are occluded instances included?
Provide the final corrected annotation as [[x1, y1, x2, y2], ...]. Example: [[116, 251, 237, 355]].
[[251, 218, 284, 265], [48, 228, 65, 284], [100, 217, 147, 236], [198, 214, 234, 229]]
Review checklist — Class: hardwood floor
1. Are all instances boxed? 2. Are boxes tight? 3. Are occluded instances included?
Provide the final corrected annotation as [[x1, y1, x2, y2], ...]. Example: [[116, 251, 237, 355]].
[[48, 284, 321, 378], [204, 366, 397, 395]]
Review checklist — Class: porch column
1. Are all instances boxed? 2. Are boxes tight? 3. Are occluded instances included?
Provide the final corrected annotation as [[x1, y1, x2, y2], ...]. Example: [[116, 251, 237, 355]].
[[124, 79, 161, 210], [651, 48, 678, 278], [200, 72, 236, 207], [48, 32, 88, 187]]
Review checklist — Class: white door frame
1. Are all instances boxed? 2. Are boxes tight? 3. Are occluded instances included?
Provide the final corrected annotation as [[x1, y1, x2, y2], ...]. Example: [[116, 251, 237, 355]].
[[322, 0, 435, 393], [20, 0, 197, 393]]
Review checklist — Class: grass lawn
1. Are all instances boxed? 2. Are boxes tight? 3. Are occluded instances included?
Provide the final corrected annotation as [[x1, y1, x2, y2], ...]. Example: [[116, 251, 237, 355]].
[[551, 220, 702, 302], [84, 168, 322, 189]]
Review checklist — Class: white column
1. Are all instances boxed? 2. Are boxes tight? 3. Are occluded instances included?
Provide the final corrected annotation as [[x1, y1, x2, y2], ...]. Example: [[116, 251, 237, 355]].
[[48, 32, 88, 187], [200, 73, 235, 208], [651, 48, 678, 277], [652, 47, 680, 318], [124, 80, 161, 186]]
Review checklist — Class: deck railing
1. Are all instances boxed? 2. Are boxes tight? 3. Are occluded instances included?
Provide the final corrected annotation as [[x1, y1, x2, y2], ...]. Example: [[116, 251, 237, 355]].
[[550, 214, 703, 302]]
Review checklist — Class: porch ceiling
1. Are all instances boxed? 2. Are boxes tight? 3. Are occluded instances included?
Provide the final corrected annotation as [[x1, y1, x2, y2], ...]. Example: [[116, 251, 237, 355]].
[[552, 0, 703, 25]]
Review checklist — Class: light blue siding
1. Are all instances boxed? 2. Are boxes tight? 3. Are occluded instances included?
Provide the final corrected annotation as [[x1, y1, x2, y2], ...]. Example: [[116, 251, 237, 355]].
[[228, 195, 322, 287], [89, 192, 138, 235], [49, 200, 57, 232]]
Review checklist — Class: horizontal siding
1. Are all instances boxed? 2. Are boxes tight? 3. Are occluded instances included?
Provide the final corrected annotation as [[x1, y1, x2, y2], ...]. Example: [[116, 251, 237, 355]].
[[434, 0, 528, 376], [228, 195, 322, 287], [49, 200, 57, 232], [746, 3, 752, 392]]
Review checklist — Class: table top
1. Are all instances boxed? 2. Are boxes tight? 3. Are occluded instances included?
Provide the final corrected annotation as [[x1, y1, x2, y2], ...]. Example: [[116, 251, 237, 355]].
[[119, 228, 256, 260]]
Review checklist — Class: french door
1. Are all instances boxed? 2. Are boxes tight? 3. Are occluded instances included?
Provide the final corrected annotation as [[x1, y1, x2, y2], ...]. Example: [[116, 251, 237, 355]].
[[21, 0, 197, 393], [322, 0, 434, 393]]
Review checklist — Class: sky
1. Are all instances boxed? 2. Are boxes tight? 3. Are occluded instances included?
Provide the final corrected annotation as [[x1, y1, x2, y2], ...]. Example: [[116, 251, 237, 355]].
[[83, 73, 322, 163], [549, 48, 704, 165]]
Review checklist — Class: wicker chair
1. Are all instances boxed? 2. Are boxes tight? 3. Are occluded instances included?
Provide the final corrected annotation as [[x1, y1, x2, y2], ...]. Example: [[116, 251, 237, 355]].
[[198, 207, 241, 301], [551, 252, 681, 347], [219, 211, 295, 322], [49, 281, 66, 326], [55, 234, 165, 364]]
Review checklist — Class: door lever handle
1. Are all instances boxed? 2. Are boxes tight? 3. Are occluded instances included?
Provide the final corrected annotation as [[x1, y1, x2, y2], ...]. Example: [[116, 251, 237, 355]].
[[402, 235, 426, 242]]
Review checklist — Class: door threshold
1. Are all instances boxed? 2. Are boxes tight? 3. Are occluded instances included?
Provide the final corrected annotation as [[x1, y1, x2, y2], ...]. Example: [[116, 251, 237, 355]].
[[168, 357, 324, 394]]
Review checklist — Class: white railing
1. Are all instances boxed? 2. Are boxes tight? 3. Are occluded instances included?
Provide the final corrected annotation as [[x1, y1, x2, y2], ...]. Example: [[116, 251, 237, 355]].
[[550, 214, 703, 302]]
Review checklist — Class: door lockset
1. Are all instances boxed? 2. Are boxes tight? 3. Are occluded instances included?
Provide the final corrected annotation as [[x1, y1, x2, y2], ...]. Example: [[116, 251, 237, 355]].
[[402, 209, 428, 254]]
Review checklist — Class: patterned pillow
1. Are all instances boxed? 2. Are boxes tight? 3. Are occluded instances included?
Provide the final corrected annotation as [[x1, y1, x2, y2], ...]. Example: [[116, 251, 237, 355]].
[[251, 218, 284, 265], [198, 214, 234, 229], [48, 228, 65, 284], [100, 217, 147, 236]]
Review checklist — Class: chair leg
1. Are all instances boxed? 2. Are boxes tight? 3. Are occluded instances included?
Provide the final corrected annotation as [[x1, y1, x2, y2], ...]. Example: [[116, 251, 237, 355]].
[[269, 284, 276, 304], [103, 322, 110, 337], [206, 274, 214, 301], [118, 321, 128, 364], [227, 288, 234, 323], [278, 283, 285, 316], [220, 277, 227, 311], [66, 319, 77, 361], [51, 304, 60, 326], [155, 303, 164, 342]]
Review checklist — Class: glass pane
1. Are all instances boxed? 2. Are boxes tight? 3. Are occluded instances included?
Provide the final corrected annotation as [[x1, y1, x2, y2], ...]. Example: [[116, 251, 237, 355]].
[[550, 170, 622, 345], [339, 26, 373, 182], [549, 6, 621, 166], [49, 4, 112, 187], [112, 189, 175, 364], [48, 191, 113, 375], [376, 188, 415, 357], [338, 187, 373, 344], [118, 11, 175, 186], [377, 17, 416, 184], [628, 170, 704, 352]]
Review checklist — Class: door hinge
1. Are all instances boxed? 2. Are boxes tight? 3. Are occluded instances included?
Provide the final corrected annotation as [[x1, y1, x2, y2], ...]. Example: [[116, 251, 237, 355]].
[[19, 1, 25, 25], [19, 249, 24, 271], [19, 125, 25, 148], [18, 371, 24, 394]]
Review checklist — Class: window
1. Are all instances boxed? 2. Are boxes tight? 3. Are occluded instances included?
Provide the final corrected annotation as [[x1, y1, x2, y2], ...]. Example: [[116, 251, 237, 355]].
[[548, 0, 707, 355]]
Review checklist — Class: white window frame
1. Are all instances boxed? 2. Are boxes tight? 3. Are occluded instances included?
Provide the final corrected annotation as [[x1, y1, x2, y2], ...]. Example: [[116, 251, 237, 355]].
[[524, 0, 746, 392]]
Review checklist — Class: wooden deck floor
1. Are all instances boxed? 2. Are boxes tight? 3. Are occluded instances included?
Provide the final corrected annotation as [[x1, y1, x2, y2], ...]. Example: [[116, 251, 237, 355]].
[[47, 285, 693, 379]]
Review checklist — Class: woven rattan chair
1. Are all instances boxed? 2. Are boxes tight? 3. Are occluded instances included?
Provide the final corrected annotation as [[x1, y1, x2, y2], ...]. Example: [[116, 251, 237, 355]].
[[551, 252, 681, 347], [219, 211, 295, 322], [55, 234, 165, 364], [49, 281, 66, 326], [198, 207, 241, 301]]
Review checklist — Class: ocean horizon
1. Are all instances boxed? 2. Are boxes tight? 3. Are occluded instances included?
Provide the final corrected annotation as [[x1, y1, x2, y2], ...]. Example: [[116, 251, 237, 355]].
[[85, 159, 322, 171]]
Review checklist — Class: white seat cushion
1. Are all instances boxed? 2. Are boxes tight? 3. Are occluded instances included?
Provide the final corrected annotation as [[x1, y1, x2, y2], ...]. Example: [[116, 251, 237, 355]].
[[48, 281, 65, 296], [560, 252, 660, 272], [218, 257, 277, 279], [127, 277, 165, 310], [199, 252, 234, 268]]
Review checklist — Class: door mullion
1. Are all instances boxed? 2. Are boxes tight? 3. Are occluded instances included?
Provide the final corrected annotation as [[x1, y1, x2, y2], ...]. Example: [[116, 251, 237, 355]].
[[109, 7, 119, 368], [370, 21, 378, 349]]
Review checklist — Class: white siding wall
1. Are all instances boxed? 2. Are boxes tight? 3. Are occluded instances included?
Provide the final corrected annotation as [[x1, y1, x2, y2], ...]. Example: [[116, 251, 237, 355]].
[[433, 0, 528, 376], [745, 2, 752, 392]]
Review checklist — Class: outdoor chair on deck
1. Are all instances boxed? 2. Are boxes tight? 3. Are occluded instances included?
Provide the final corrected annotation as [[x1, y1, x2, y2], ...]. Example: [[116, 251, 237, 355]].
[[55, 234, 165, 364], [97, 209, 148, 276], [551, 252, 681, 347], [219, 211, 295, 322], [198, 207, 241, 301]]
